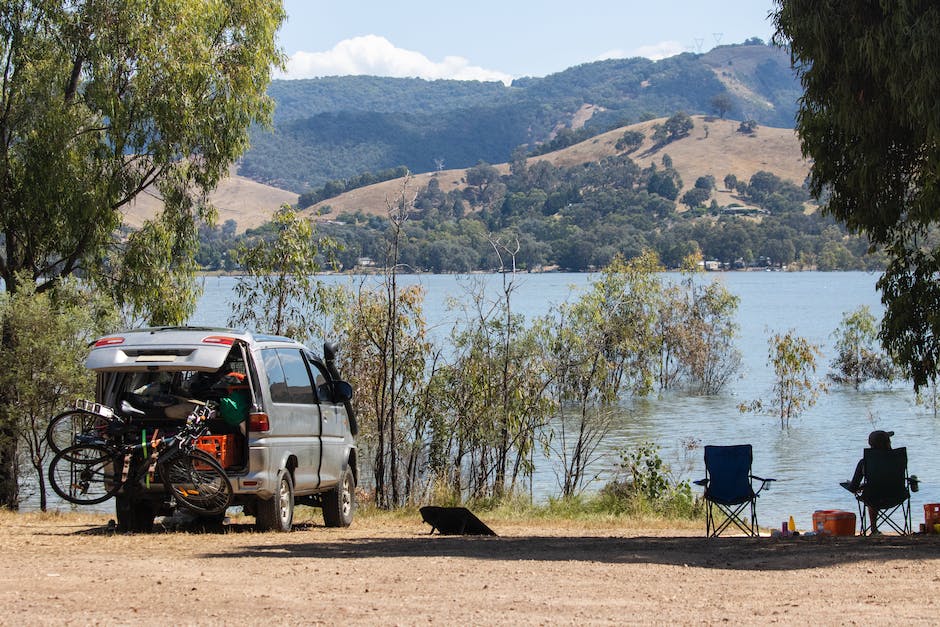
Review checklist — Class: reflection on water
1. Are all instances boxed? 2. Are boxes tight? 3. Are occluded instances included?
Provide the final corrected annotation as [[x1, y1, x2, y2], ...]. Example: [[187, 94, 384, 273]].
[[30, 271, 940, 532]]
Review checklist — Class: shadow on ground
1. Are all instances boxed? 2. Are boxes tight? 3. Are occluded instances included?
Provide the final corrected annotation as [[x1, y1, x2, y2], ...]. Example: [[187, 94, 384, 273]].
[[61, 518, 940, 572], [197, 533, 940, 571]]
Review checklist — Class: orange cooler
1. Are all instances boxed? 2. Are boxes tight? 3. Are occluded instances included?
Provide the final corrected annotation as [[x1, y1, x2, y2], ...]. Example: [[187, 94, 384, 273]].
[[812, 509, 856, 536]]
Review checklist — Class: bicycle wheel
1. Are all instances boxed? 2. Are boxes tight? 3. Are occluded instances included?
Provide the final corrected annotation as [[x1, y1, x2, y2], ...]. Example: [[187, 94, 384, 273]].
[[160, 449, 232, 515], [47, 410, 112, 455], [48, 444, 122, 505]]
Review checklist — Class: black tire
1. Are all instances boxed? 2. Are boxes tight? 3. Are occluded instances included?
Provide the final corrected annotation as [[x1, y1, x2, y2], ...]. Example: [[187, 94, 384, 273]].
[[322, 466, 355, 528], [255, 470, 293, 532], [47, 410, 111, 455], [115, 495, 155, 533], [160, 449, 232, 516], [49, 444, 121, 505]]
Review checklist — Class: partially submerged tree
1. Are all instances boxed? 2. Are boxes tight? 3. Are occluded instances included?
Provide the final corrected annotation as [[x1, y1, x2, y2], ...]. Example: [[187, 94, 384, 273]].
[[740, 330, 827, 429], [830, 306, 896, 389]]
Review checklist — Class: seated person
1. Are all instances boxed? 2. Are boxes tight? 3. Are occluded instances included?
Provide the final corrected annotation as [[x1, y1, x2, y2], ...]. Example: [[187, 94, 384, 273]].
[[842, 429, 894, 494], [840, 430, 917, 533]]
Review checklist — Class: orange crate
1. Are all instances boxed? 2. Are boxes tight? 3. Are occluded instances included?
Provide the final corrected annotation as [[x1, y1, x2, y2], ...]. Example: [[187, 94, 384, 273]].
[[195, 434, 239, 469], [812, 510, 856, 536], [924, 504, 940, 533]]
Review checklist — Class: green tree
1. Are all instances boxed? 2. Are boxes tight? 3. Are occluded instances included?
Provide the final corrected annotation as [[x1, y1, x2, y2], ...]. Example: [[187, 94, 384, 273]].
[[229, 206, 341, 341], [333, 176, 438, 508], [710, 93, 735, 119], [0, 277, 116, 509], [695, 175, 716, 191], [830, 306, 896, 389], [335, 281, 432, 507], [659, 111, 694, 144], [774, 1, 940, 389], [674, 259, 742, 395], [740, 330, 827, 428], [724, 173, 739, 191], [615, 130, 645, 153], [680, 187, 711, 210], [0, 0, 283, 507]]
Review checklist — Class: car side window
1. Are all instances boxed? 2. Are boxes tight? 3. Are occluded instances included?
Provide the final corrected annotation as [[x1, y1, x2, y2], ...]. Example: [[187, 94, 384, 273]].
[[276, 348, 316, 405], [262, 349, 290, 404], [308, 360, 333, 402]]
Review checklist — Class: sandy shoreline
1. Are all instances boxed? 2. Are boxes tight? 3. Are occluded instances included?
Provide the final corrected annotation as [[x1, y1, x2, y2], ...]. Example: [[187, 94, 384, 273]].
[[2, 511, 940, 624]]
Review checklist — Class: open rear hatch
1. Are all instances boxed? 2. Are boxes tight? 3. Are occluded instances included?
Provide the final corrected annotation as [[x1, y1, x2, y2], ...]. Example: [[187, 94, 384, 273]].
[[86, 329, 237, 372]]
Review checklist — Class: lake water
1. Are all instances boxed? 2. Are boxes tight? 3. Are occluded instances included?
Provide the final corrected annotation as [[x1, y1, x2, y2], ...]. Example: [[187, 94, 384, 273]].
[[41, 271, 940, 533]]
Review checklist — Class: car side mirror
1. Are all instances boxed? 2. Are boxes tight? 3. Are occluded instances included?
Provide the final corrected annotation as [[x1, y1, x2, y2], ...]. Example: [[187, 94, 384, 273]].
[[333, 380, 353, 402]]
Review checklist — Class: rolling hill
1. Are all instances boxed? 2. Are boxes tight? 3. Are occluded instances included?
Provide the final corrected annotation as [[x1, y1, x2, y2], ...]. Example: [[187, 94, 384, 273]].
[[124, 168, 298, 233], [240, 41, 800, 192], [304, 115, 809, 219]]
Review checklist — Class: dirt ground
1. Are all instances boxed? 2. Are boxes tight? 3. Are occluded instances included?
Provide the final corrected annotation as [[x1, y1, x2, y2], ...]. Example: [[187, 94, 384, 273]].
[[2, 510, 940, 625]]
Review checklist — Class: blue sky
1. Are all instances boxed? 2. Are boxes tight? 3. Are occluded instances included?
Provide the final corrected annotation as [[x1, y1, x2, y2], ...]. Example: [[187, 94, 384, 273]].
[[277, 1, 779, 83]]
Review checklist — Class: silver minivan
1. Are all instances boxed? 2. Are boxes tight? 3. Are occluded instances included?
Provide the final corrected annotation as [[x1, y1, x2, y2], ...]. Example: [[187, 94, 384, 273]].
[[85, 326, 358, 532]]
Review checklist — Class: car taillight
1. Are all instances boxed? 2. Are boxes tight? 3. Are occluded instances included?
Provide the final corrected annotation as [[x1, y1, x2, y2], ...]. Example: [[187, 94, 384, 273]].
[[93, 337, 125, 348], [202, 335, 235, 346], [248, 412, 270, 432]]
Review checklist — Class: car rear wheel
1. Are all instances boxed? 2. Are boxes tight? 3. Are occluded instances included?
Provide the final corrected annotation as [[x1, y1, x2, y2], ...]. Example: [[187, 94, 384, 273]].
[[323, 466, 355, 528], [255, 470, 293, 532]]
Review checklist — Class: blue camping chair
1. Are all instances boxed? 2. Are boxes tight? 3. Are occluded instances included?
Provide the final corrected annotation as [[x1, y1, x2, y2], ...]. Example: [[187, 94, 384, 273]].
[[842, 447, 914, 536], [694, 444, 775, 537]]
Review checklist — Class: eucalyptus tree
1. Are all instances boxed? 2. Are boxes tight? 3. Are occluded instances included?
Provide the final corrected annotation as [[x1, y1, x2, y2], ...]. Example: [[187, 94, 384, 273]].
[[435, 242, 553, 501], [229, 205, 341, 341], [774, 1, 940, 388], [0, 0, 284, 507]]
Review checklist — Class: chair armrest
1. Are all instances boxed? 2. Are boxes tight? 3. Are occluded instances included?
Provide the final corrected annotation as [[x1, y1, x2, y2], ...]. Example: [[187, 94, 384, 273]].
[[751, 476, 775, 494], [693, 478, 708, 487]]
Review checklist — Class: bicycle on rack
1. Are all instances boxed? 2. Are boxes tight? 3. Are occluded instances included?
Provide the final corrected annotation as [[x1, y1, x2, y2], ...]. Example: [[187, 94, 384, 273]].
[[48, 405, 233, 516], [46, 399, 131, 456]]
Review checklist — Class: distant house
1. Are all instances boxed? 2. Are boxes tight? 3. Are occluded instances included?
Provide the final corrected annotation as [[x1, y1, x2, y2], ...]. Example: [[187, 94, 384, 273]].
[[356, 257, 376, 268], [703, 260, 722, 271]]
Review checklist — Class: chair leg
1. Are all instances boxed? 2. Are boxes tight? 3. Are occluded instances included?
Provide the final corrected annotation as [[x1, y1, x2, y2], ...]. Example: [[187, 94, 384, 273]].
[[863, 500, 913, 536], [707, 501, 757, 537], [857, 500, 870, 536]]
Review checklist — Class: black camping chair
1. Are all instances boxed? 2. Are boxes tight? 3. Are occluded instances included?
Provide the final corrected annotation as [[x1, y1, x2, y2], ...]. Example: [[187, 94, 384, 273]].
[[419, 506, 497, 536], [694, 444, 775, 537], [845, 447, 913, 536]]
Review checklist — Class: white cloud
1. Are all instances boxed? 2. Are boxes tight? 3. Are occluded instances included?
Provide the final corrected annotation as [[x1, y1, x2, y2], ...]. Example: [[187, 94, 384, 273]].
[[632, 41, 687, 61], [593, 41, 688, 64], [278, 35, 513, 85]]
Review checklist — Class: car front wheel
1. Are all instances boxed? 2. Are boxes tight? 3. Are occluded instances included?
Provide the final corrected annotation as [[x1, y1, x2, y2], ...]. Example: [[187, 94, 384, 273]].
[[255, 470, 294, 532], [323, 466, 355, 528]]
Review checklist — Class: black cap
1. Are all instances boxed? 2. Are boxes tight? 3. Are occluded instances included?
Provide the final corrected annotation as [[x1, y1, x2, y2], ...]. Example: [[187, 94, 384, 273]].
[[869, 430, 894, 449]]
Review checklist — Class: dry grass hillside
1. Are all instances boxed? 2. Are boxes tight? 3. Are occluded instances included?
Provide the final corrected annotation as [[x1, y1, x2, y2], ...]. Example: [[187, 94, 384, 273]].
[[124, 167, 298, 233], [306, 115, 810, 219]]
